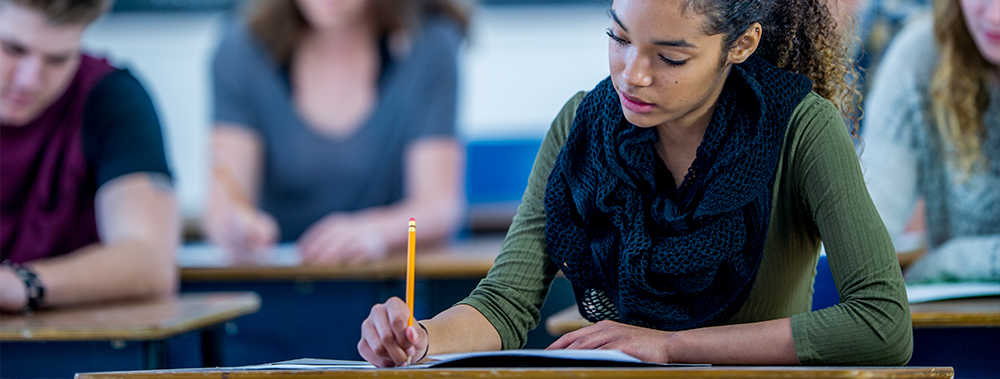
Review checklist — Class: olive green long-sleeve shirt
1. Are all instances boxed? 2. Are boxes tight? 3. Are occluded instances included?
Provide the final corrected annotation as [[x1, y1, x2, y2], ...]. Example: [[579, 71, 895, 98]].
[[458, 92, 913, 365]]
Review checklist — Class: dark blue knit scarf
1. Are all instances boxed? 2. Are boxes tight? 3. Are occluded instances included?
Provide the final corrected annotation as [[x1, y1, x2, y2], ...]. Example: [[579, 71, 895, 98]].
[[544, 55, 813, 331]]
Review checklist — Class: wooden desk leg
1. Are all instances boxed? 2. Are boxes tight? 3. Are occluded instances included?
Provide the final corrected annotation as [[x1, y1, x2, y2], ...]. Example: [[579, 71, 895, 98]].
[[143, 340, 168, 369], [201, 324, 224, 368]]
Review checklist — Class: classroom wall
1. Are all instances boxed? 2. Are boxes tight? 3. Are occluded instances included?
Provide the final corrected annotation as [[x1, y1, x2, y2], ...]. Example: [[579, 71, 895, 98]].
[[79, 4, 611, 222]]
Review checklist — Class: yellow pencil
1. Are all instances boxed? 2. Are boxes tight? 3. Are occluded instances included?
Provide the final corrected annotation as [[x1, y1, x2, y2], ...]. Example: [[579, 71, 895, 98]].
[[212, 152, 253, 214], [406, 218, 416, 327]]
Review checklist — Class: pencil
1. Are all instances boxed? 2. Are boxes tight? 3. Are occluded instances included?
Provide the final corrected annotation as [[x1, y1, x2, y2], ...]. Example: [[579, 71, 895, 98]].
[[212, 152, 253, 213], [407, 218, 416, 327]]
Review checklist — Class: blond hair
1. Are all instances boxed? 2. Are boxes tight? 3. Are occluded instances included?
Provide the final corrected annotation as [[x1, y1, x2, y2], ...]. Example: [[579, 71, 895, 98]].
[[930, 0, 992, 175]]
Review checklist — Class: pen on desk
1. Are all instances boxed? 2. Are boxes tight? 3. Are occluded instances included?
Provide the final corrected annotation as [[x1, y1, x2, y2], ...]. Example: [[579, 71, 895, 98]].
[[407, 218, 416, 327]]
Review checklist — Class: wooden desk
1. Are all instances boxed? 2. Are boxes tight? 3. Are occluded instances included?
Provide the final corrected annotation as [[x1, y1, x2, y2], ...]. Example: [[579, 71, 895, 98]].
[[907, 297, 1000, 378], [0, 292, 260, 341], [0, 292, 260, 377], [909, 297, 1000, 328], [76, 366, 954, 379]]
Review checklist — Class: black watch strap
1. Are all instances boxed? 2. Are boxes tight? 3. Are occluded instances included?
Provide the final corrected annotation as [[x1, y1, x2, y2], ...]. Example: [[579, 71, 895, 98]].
[[417, 321, 430, 362]]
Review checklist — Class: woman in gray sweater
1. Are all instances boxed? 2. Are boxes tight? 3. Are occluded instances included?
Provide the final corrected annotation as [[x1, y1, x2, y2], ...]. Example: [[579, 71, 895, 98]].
[[862, 0, 1000, 284]]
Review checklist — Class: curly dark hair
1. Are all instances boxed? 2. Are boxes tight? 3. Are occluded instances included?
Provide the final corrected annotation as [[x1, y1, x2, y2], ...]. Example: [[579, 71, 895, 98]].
[[684, 0, 862, 138]]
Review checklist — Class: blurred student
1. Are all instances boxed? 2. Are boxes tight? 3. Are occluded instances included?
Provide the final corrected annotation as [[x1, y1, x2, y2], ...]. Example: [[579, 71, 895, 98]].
[[204, 0, 467, 264], [0, 0, 179, 313], [863, 0, 999, 283], [838, 0, 931, 96]]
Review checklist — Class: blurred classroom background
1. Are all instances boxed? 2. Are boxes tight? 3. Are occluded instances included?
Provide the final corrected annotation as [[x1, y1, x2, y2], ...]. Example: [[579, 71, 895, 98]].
[[81, 0, 611, 234], [7, 0, 999, 378], [79, 0, 937, 234]]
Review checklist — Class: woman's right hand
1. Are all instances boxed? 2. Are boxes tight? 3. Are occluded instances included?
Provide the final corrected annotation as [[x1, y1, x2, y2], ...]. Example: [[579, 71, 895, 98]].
[[206, 206, 280, 254], [359, 297, 428, 367]]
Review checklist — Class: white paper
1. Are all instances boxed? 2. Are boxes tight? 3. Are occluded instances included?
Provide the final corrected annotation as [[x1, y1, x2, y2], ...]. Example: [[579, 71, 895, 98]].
[[177, 243, 301, 267], [233, 358, 375, 370], [906, 282, 1000, 304]]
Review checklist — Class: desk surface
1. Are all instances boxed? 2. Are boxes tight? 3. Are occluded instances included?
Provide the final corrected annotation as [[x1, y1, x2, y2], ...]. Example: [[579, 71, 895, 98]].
[[75, 366, 954, 379], [909, 297, 1000, 328], [546, 297, 1000, 336], [0, 292, 260, 341], [180, 237, 503, 282]]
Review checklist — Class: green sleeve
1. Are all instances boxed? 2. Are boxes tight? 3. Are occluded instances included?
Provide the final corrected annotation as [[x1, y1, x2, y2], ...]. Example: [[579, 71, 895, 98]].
[[456, 92, 586, 349], [787, 94, 913, 365]]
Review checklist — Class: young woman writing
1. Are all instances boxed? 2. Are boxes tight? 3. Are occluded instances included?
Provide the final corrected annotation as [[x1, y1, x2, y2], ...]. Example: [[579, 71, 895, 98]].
[[359, 0, 912, 366]]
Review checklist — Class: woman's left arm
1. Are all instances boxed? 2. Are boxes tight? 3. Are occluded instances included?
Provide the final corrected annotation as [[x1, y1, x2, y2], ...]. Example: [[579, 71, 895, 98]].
[[785, 96, 912, 365]]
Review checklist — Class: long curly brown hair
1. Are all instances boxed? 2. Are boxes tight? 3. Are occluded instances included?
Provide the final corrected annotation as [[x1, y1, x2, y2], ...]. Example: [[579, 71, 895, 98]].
[[931, 0, 991, 175], [247, 0, 469, 66], [684, 0, 863, 138]]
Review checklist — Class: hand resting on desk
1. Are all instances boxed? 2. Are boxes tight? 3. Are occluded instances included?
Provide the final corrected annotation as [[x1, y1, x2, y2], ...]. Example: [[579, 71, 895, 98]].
[[547, 320, 675, 363], [299, 213, 389, 265]]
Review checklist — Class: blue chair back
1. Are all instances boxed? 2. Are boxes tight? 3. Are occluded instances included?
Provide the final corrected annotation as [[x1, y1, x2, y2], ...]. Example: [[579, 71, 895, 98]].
[[812, 254, 839, 311], [465, 139, 543, 205]]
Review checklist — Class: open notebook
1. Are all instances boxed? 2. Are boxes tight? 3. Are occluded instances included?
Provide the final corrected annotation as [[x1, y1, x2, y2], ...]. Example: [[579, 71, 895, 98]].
[[232, 350, 706, 370]]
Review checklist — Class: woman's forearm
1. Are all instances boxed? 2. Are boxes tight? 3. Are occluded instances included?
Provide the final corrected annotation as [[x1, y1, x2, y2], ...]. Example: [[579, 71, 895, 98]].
[[31, 240, 177, 307], [421, 304, 502, 357], [670, 318, 799, 364], [549, 316, 799, 364]]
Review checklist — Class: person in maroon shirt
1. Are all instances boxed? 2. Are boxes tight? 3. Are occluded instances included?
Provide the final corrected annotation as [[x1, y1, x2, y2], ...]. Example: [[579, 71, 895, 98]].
[[0, 0, 179, 313]]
